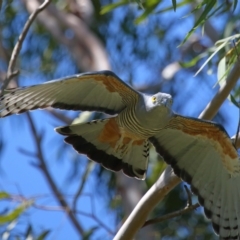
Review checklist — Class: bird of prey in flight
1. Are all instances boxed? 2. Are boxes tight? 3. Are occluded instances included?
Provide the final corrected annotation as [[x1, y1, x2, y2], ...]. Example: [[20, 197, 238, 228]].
[[0, 70, 239, 239]]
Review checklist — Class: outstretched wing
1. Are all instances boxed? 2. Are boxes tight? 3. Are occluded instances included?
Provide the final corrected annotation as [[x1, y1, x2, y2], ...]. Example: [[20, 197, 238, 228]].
[[0, 70, 139, 117], [150, 114, 240, 239]]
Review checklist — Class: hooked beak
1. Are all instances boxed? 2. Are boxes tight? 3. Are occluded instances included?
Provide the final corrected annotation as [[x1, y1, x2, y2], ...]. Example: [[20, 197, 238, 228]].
[[162, 98, 172, 108]]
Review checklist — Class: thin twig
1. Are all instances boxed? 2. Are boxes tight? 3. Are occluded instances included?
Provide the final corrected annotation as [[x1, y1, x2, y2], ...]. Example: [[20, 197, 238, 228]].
[[142, 203, 200, 228], [25, 112, 84, 236], [1, 0, 52, 93], [73, 161, 93, 211], [184, 185, 192, 207], [5, 192, 115, 236], [33, 203, 115, 235], [141, 185, 199, 229], [75, 210, 115, 236]]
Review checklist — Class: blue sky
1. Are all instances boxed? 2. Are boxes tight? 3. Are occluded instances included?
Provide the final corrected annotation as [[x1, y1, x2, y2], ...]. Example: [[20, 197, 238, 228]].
[[0, 1, 239, 240]]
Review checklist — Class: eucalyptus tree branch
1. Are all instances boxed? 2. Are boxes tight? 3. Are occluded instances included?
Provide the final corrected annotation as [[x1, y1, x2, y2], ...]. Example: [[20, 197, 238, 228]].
[[25, 112, 85, 236], [199, 62, 240, 120], [1, 0, 51, 93]]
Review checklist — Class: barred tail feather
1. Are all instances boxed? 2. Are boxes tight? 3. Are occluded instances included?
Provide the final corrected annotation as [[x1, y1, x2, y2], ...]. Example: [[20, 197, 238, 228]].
[[55, 118, 149, 179]]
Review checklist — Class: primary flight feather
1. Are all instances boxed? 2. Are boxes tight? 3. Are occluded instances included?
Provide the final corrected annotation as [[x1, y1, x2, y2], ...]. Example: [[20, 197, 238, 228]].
[[1, 70, 239, 239]]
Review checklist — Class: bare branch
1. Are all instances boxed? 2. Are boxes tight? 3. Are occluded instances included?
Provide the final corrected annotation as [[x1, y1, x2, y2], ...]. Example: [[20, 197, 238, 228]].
[[75, 210, 115, 236], [1, 0, 52, 93], [73, 161, 93, 211], [142, 203, 199, 228], [5, 192, 115, 236], [25, 112, 85, 236], [142, 185, 199, 229], [33, 203, 115, 235]]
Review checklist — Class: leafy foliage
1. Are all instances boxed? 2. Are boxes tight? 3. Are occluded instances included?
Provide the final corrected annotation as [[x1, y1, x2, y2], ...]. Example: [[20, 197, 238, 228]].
[[101, 0, 238, 44]]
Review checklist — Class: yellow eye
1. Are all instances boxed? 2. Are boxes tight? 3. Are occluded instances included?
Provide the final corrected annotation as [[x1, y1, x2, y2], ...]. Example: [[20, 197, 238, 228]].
[[152, 96, 157, 103]]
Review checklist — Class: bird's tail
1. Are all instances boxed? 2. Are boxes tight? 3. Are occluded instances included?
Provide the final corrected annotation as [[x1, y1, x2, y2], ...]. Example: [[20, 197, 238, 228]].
[[55, 117, 149, 179]]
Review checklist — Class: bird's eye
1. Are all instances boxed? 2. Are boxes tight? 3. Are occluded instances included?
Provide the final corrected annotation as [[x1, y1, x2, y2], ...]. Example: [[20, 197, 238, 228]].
[[152, 96, 157, 103]]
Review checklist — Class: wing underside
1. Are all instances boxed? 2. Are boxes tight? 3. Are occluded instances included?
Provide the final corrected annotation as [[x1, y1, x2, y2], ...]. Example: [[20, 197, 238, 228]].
[[56, 118, 149, 180], [150, 115, 240, 239], [0, 71, 139, 117]]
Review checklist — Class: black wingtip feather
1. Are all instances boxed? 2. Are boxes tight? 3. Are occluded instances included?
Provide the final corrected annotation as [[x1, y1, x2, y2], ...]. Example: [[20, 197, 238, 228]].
[[212, 222, 220, 234], [52, 102, 119, 115], [62, 134, 139, 178], [204, 207, 212, 219], [55, 126, 73, 135]]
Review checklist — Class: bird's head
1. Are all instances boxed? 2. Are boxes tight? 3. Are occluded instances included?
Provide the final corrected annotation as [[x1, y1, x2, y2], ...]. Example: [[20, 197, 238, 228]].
[[149, 92, 173, 110]]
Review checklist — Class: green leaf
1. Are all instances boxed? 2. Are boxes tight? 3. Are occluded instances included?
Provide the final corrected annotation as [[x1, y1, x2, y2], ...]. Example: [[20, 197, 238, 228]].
[[144, 0, 160, 8], [179, 52, 208, 68], [195, 40, 228, 76], [0, 201, 33, 224], [233, 0, 238, 12], [37, 230, 51, 240], [215, 34, 240, 46], [146, 159, 167, 187], [225, 39, 240, 64], [214, 61, 231, 88], [135, 0, 144, 10], [181, 0, 216, 45], [156, 0, 191, 14], [217, 57, 227, 86], [230, 94, 240, 108], [135, 5, 158, 24], [82, 227, 99, 240], [0, 192, 10, 199], [100, 0, 128, 15], [172, 0, 177, 11], [25, 225, 34, 239]]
